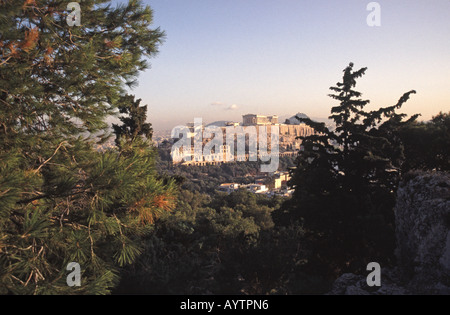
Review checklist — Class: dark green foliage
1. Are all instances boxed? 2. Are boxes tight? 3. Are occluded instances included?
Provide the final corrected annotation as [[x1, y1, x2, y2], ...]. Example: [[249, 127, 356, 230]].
[[114, 189, 254, 294], [399, 112, 450, 172], [276, 63, 419, 283], [0, 0, 175, 294], [112, 94, 153, 148], [114, 189, 307, 295], [0, 135, 176, 294], [0, 0, 164, 137], [157, 151, 296, 194]]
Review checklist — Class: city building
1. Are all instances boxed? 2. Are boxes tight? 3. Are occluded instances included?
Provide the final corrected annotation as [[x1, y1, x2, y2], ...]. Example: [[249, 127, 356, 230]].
[[217, 183, 240, 194], [273, 171, 291, 189], [171, 113, 314, 166], [246, 184, 269, 194], [172, 144, 234, 166], [242, 114, 279, 126]]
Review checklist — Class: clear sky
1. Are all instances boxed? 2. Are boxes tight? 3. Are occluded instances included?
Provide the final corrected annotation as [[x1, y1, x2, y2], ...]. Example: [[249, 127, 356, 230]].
[[124, 0, 450, 130]]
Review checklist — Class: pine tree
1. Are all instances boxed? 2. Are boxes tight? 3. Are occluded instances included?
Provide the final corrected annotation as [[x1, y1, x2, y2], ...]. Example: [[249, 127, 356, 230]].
[[0, 0, 175, 294], [279, 63, 418, 279], [399, 111, 450, 172], [112, 94, 153, 148]]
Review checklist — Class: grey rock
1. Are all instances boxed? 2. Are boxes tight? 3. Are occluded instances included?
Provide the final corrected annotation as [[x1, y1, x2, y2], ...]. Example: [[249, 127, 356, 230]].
[[329, 171, 450, 295], [328, 267, 410, 295]]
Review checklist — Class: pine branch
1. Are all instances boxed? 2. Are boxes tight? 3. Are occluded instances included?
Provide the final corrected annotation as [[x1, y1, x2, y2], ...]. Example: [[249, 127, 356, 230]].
[[33, 141, 67, 174]]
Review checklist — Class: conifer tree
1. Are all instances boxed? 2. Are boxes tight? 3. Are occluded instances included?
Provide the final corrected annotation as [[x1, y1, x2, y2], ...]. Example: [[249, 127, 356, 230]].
[[112, 94, 153, 148], [279, 63, 418, 278], [0, 0, 175, 294], [399, 111, 450, 172]]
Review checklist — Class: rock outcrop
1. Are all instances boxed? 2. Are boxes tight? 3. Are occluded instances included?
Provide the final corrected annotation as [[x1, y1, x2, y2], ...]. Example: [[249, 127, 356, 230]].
[[329, 171, 450, 295]]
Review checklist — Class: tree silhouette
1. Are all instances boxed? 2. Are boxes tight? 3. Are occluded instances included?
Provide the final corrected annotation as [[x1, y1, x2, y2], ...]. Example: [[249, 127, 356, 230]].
[[278, 63, 418, 279], [112, 94, 153, 148]]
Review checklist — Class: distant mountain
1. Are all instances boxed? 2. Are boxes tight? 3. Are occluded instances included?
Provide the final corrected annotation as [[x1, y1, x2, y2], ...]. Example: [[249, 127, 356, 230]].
[[205, 116, 334, 128], [206, 121, 230, 127], [283, 113, 310, 125]]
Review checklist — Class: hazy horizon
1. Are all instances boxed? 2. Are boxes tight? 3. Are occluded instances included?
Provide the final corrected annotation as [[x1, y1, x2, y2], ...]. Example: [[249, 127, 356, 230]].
[[120, 0, 449, 130]]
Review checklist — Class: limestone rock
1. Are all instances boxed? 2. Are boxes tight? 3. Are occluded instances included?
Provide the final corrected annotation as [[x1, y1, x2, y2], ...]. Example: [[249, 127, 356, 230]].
[[328, 268, 409, 295], [329, 171, 450, 295], [395, 171, 450, 294]]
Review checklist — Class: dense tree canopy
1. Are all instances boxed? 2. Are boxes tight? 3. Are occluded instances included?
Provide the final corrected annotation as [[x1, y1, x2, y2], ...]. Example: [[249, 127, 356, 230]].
[[114, 189, 307, 295], [277, 63, 419, 279], [0, 0, 175, 294], [400, 111, 450, 172]]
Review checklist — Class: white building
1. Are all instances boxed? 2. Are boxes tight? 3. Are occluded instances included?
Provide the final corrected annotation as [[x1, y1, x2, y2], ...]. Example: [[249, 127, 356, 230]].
[[217, 183, 240, 194], [246, 184, 269, 194]]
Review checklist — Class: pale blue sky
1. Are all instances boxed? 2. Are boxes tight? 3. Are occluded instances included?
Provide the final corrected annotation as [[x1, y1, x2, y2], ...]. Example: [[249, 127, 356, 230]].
[[123, 0, 450, 130]]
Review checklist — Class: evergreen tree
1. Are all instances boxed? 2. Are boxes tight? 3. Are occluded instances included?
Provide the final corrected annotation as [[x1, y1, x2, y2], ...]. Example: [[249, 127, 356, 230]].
[[278, 63, 418, 280], [0, 0, 175, 294], [114, 189, 287, 295], [112, 94, 153, 148], [399, 111, 450, 172]]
